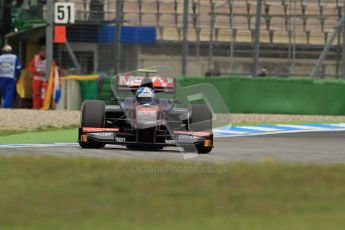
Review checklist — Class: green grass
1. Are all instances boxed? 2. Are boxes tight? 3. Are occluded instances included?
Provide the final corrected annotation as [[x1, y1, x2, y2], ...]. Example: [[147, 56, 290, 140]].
[[0, 156, 345, 229], [0, 130, 22, 136], [0, 129, 76, 144]]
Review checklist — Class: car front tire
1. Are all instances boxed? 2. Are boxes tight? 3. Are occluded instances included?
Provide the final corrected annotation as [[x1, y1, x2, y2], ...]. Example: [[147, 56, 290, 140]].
[[79, 100, 106, 149]]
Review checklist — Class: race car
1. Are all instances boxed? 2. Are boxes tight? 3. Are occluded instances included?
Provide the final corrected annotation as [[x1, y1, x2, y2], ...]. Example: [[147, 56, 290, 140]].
[[78, 69, 213, 153]]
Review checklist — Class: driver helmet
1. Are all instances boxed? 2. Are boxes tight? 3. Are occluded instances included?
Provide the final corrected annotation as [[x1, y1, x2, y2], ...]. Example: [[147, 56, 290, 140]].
[[136, 87, 155, 105]]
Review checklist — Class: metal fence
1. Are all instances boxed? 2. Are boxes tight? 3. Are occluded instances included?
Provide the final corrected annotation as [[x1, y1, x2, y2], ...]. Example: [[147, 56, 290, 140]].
[[49, 0, 345, 78]]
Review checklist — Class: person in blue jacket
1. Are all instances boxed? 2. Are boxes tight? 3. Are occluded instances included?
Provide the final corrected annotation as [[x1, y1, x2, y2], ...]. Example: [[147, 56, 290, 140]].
[[0, 45, 21, 108]]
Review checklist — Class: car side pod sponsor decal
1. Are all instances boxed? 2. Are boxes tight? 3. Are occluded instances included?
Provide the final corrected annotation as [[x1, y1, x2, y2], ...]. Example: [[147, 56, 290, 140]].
[[88, 132, 115, 141], [89, 132, 113, 137], [177, 134, 199, 143], [82, 127, 119, 132]]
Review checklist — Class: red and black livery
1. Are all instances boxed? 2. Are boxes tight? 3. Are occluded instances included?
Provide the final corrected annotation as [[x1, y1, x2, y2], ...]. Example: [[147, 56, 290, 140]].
[[78, 72, 213, 154]]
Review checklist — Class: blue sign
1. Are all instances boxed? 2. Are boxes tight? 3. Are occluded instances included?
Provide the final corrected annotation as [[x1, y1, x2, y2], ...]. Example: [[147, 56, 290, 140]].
[[98, 25, 156, 44]]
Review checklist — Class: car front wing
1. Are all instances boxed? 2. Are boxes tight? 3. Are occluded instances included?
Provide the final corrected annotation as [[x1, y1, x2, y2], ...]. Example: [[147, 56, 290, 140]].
[[78, 127, 213, 148]]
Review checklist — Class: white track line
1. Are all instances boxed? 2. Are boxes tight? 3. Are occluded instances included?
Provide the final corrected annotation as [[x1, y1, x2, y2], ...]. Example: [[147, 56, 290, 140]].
[[215, 127, 345, 138], [213, 129, 248, 135], [236, 126, 282, 132], [276, 124, 328, 130]]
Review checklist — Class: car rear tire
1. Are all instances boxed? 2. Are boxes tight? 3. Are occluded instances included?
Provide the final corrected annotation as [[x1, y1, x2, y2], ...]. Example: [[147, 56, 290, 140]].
[[79, 100, 106, 149], [189, 104, 212, 132], [187, 104, 213, 154]]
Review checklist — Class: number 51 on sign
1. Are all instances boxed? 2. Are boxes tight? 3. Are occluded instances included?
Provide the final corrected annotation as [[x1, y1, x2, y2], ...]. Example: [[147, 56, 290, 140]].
[[54, 2, 75, 24]]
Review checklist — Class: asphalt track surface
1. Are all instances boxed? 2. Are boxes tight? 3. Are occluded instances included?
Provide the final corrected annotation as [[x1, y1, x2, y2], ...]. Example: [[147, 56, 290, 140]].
[[0, 131, 344, 164]]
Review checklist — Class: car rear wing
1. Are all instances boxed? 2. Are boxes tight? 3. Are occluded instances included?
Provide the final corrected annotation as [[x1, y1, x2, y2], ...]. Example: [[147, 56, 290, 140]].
[[116, 75, 176, 93]]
